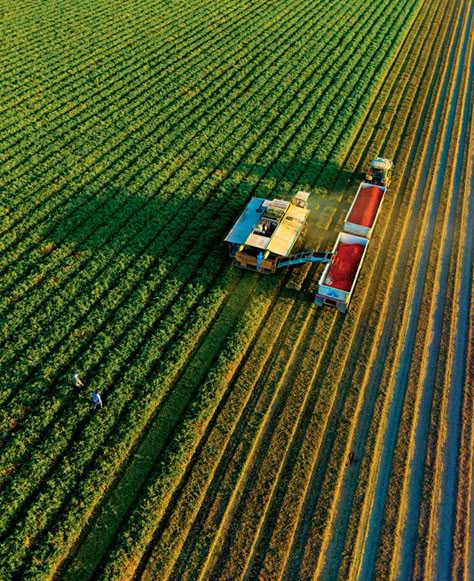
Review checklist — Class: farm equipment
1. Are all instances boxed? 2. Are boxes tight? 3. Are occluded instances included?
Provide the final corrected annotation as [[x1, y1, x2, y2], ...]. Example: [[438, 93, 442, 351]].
[[314, 232, 369, 313], [314, 178, 390, 311], [226, 170, 392, 313], [225, 191, 332, 273], [365, 157, 393, 187], [343, 182, 387, 238]]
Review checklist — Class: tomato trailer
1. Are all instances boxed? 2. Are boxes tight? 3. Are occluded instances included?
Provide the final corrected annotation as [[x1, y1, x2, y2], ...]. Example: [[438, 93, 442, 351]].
[[314, 159, 392, 312], [314, 232, 370, 313], [343, 182, 387, 239]]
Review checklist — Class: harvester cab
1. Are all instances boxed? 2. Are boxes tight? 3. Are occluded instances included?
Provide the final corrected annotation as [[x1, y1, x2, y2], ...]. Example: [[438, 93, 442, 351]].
[[224, 190, 332, 273], [366, 157, 393, 187], [291, 190, 310, 209]]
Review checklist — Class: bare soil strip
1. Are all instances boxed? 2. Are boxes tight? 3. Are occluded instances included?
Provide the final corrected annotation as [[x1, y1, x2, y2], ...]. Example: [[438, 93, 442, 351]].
[[306, 0, 453, 575], [341, 1, 470, 577], [425, 16, 474, 578], [452, 52, 474, 580], [390, 3, 473, 577]]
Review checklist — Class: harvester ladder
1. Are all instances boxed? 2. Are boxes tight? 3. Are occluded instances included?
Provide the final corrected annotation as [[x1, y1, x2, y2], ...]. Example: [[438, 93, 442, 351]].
[[277, 250, 332, 269]]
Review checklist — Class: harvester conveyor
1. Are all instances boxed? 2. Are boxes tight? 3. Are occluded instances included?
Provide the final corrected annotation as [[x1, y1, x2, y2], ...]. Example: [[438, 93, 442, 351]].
[[276, 250, 333, 269]]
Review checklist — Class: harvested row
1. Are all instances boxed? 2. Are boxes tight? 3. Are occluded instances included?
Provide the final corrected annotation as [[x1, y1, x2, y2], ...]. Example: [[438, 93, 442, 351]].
[[450, 112, 474, 579], [412, 7, 474, 578], [337, 0, 464, 570], [305, 0, 463, 576], [387, 2, 474, 577], [138, 264, 340, 578], [320, 0, 474, 578]]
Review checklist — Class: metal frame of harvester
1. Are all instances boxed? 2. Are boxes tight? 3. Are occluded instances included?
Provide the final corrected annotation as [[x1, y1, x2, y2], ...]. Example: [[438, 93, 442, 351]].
[[225, 191, 332, 273]]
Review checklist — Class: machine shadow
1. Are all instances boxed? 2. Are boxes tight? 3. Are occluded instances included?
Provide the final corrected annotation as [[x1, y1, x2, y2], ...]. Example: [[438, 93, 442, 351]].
[[228, 158, 356, 192], [45, 157, 357, 270]]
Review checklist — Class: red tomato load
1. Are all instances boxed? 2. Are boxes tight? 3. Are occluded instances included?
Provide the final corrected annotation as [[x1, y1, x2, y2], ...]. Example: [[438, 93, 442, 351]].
[[324, 243, 365, 291], [347, 185, 384, 227]]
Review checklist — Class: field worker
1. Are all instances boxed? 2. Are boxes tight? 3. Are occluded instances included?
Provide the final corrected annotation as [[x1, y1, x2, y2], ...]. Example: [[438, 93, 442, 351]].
[[91, 389, 102, 412], [71, 373, 84, 389]]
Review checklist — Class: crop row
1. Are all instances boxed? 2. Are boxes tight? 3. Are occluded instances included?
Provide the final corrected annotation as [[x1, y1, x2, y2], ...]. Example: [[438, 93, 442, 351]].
[[1, 0, 304, 249], [0, 0, 431, 577], [85, 2, 430, 576], [0, 0, 366, 494], [0, 248, 234, 578], [0, 0, 241, 118], [0, 0, 340, 397], [61, 270, 259, 579], [0, 0, 303, 246], [0, 0, 386, 462], [0, 0, 374, 572], [0, 0, 347, 321]]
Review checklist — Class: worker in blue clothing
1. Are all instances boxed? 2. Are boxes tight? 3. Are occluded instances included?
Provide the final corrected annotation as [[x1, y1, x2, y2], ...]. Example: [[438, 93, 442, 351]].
[[91, 389, 103, 412]]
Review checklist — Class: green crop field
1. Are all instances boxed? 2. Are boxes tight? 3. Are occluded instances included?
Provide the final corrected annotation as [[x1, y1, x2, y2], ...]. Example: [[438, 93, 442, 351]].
[[1, 0, 473, 579]]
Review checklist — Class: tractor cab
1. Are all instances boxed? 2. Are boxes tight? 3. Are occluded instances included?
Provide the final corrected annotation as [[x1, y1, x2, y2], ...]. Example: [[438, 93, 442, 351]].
[[366, 157, 393, 187]]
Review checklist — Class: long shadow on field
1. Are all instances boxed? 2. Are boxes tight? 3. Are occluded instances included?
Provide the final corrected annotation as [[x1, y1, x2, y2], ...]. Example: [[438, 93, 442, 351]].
[[45, 157, 355, 262], [222, 158, 355, 191]]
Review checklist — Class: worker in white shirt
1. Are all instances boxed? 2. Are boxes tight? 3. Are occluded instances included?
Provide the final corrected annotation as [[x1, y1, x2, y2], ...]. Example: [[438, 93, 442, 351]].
[[91, 389, 103, 412]]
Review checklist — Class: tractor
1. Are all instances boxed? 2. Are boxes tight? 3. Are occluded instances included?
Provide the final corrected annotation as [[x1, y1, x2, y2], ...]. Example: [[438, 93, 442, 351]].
[[365, 157, 393, 187]]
